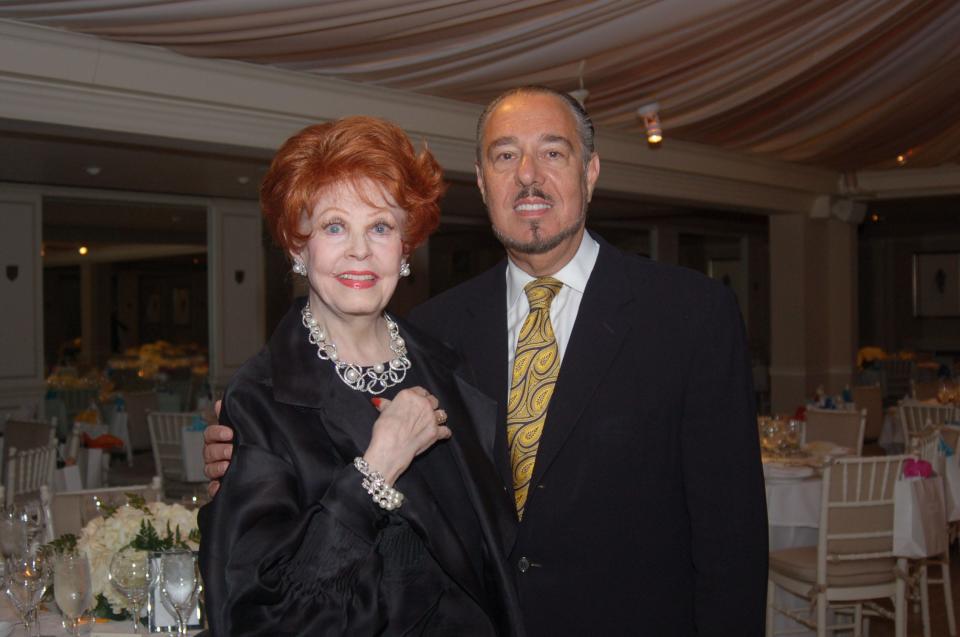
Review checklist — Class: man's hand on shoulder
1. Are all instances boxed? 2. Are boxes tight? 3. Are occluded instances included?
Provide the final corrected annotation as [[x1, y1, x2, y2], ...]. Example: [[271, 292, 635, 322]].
[[203, 400, 234, 497]]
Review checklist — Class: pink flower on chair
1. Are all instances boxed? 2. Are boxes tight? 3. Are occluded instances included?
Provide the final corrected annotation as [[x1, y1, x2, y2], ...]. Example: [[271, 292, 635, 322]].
[[903, 458, 933, 478]]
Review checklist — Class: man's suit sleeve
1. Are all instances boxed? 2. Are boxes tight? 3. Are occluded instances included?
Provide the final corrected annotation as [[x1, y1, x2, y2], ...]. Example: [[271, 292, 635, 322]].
[[679, 284, 769, 635]]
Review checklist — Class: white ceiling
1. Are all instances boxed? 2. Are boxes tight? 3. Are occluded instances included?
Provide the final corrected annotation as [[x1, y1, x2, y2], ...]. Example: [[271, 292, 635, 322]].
[[2, 0, 959, 171]]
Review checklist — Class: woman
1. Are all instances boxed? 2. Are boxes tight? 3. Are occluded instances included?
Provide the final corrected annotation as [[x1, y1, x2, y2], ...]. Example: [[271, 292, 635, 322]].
[[198, 117, 521, 636]]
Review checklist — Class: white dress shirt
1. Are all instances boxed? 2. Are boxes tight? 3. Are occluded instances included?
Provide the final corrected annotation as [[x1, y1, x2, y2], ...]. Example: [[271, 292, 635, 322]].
[[505, 232, 599, 375]]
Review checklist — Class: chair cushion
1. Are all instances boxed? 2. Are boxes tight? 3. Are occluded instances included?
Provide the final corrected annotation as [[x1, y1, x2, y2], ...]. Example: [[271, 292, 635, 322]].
[[770, 546, 896, 587]]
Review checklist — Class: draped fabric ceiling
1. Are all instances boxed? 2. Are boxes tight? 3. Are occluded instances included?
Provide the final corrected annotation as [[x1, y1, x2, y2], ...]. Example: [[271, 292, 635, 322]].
[[3, 0, 960, 171]]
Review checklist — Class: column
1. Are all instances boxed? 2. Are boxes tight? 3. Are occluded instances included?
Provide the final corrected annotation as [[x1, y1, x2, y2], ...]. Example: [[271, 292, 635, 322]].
[[0, 187, 45, 421], [207, 200, 264, 395], [769, 210, 859, 414]]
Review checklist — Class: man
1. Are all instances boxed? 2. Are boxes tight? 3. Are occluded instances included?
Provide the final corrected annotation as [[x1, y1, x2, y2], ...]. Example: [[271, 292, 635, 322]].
[[205, 86, 768, 635]]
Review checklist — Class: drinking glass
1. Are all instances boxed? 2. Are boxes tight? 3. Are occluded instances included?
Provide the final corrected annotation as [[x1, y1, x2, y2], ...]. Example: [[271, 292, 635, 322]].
[[54, 551, 93, 637], [159, 549, 199, 637], [5, 546, 52, 637], [109, 548, 156, 634], [783, 419, 802, 454]]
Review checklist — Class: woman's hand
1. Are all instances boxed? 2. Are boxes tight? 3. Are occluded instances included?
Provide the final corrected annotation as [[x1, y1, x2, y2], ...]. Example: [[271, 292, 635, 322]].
[[364, 386, 451, 485]]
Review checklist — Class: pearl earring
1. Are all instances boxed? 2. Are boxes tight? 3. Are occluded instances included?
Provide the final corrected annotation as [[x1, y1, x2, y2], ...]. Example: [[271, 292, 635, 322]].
[[292, 259, 307, 276], [399, 261, 411, 277]]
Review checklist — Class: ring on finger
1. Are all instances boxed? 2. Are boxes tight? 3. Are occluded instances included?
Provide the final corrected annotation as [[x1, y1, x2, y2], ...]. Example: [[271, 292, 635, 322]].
[[435, 410, 448, 425]]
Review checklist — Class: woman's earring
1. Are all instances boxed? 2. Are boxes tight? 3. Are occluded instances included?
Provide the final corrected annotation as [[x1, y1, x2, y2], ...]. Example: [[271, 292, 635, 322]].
[[399, 260, 411, 278], [292, 259, 307, 276]]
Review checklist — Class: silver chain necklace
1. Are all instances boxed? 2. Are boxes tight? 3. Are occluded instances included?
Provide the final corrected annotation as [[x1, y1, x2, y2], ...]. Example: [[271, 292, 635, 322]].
[[301, 303, 411, 395]]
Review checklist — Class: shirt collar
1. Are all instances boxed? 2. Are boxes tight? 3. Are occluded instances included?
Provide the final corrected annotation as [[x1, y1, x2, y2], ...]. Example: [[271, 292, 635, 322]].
[[505, 231, 599, 310]]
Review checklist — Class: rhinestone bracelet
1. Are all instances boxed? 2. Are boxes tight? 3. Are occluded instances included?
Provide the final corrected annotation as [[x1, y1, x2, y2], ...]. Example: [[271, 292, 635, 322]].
[[353, 457, 404, 511]]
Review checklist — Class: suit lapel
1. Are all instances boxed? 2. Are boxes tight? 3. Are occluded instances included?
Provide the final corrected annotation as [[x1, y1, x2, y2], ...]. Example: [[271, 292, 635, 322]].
[[456, 264, 513, 491], [528, 238, 635, 491]]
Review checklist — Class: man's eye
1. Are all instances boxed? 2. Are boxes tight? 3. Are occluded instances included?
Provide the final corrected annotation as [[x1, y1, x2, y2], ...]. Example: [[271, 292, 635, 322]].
[[546, 150, 564, 159], [496, 151, 515, 161]]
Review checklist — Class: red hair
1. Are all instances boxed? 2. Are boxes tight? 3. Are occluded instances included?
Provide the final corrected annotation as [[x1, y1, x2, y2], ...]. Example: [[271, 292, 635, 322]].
[[260, 116, 445, 255]]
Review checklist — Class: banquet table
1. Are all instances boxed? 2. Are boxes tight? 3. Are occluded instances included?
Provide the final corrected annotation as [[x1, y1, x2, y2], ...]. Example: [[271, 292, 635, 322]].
[[0, 595, 202, 636]]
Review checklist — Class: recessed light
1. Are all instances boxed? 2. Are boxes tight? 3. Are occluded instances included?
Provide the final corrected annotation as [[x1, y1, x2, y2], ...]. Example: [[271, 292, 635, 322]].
[[85, 165, 101, 176], [78, 246, 89, 255]]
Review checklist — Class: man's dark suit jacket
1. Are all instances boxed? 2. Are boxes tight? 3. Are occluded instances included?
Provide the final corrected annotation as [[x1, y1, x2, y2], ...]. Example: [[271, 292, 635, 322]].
[[199, 300, 524, 636], [409, 232, 769, 636]]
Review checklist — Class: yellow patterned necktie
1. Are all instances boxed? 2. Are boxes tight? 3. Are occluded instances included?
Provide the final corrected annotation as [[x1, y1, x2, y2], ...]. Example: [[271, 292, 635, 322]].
[[507, 276, 563, 519]]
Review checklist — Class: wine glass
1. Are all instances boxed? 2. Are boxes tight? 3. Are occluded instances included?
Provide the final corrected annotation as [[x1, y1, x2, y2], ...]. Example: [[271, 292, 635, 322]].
[[109, 548, 156, 634], [783, 419, 802, 455], [5, 545, 52, 637], [54, 551, 93, 637], [159, 549, 199, 637]]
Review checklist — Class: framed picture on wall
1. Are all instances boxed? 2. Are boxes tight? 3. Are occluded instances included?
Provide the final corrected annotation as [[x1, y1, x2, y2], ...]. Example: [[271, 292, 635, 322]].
[[913, 252, 960, 317]]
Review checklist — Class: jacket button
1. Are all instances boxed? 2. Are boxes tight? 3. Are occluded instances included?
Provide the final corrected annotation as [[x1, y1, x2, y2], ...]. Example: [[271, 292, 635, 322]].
[[518, 557, 530, 573]]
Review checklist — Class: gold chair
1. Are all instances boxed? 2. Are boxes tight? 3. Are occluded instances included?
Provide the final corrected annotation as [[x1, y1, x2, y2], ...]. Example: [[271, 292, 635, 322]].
[[766, 455, 909, 637], [802, 408, 866, 456]]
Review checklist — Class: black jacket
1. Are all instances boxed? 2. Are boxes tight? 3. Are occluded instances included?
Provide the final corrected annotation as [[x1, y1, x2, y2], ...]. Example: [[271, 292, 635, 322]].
[[199, 299, 523, 636], [409, 232, 769, 636]]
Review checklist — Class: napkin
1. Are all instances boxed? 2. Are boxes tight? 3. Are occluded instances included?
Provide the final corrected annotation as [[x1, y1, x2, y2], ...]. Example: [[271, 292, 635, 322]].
[[903, 458, 933, 479], [83, 432, 125, 450]]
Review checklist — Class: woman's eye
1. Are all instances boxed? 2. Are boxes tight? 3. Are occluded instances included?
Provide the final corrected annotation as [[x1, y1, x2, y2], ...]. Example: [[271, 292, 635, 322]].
[[372, 223, 390, 235], [324, 223, 344, 235]]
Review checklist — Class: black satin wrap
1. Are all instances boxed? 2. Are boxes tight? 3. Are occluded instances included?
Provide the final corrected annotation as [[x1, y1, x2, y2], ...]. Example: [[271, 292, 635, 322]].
[[198, 300, 524, 637]]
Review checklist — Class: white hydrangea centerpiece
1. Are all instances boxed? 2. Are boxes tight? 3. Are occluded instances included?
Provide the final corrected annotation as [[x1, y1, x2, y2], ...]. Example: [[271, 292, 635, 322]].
[[52, 496, 200, 617]]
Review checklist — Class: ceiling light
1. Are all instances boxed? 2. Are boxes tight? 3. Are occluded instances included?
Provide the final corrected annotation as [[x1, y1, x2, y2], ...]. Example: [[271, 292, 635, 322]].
[[637, 103, 662, 147], [895, 154, 907, 166], [78, 246, 89, 255], [85, 165, 101, 176]]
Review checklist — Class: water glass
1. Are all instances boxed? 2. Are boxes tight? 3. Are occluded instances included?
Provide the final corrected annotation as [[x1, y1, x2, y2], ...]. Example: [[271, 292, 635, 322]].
[[54, 551, 93, 637], [159, 549, 199, 637], [109, 548, 156, 634]]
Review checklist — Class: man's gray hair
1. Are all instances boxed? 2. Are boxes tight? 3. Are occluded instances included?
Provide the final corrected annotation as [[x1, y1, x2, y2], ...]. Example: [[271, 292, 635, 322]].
[[475, 85, 596, 169]]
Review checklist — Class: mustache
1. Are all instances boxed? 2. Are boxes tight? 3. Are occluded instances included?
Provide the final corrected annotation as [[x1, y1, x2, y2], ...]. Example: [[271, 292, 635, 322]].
[[514, 187, 553, 204]]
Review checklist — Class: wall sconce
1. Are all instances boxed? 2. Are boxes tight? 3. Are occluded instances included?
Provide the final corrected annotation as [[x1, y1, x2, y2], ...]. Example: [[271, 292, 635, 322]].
[[637, 103, 662, 147]]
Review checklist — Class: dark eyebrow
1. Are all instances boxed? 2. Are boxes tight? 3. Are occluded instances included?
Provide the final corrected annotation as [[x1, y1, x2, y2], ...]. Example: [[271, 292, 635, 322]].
[[487, 136, 519, 156], [541, 134, 575, 150]]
